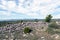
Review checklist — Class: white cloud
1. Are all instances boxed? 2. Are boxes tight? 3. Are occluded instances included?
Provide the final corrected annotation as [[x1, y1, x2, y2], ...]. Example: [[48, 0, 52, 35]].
[[1, 0, 7, 5], [15, 6, 29, 13], [7, 1, 16, 10], [0, 11, 11, 16], [53, 14, 60, 19], [0, 5, 7, 9], [0, 0, 60, 19], [27, 12, 39, 17], [19, 0, 25, 3]]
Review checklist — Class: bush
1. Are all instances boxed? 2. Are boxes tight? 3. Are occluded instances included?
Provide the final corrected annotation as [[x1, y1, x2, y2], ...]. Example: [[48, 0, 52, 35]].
[[48, 22, 59, 29], [24, 27, 32, 34], [46, 27, 55, 35]]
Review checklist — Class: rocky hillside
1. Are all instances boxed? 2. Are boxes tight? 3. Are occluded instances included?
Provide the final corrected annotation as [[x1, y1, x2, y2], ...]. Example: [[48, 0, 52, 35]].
[[0, 21, 60, 40]]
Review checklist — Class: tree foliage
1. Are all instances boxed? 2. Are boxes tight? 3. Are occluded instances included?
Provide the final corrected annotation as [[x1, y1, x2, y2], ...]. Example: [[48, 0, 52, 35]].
[[45, 14, 52, 22], [20, 20, 23, 23], [35, 19, 38, 22]]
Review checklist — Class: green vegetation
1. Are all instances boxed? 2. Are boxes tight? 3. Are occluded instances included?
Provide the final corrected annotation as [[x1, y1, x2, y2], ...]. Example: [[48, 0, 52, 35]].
[[45, 14, 52, 23], [46, 27, 55, 35], [35, 19, 38, 22], [0, 20, 23, 27], [46, 21, 60, 35], [24, 27, 32, 34], [20, 20, 23, 23], [46, 27, 60, 35], [48, 22, 60, 29]]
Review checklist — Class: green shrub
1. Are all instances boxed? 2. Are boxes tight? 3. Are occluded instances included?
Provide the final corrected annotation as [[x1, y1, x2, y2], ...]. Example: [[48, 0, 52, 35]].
[[48, 22, 59, 29], [24, 27, 32, 34], [46, 27, 55, 35]]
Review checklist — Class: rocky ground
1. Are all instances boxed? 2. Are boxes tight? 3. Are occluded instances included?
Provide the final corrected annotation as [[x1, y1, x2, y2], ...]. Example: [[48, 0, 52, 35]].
[[0, 21, 60, 40]]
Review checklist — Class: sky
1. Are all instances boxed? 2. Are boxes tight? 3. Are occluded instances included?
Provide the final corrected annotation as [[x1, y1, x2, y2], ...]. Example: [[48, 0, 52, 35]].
[[0, 0, 60, 20]]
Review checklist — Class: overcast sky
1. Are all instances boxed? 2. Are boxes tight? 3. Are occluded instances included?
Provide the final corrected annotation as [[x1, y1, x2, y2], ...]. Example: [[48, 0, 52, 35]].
[[0, 0, 60, 20]]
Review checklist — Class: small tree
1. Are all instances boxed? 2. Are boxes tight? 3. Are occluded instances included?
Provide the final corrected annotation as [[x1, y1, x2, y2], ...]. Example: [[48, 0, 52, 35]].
[[20, 20, 23, 23], [45, 14, 52, 22], [35, 19, 38, 22], [24, 27, 32, 34]]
